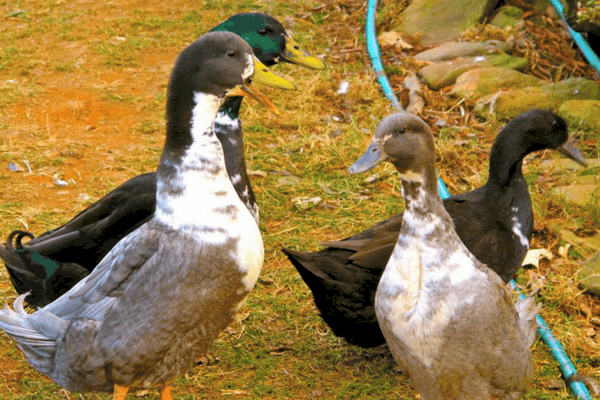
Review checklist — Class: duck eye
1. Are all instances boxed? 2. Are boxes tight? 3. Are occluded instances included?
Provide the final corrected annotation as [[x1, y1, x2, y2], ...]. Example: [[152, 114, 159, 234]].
[[258, 28, 267, 35], [398, 128, 406, 134], [226, 50, 235, 57]]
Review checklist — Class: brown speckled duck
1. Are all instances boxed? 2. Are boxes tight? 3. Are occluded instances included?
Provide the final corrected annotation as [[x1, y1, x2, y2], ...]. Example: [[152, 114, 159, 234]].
[[348, 112, 540, 399], [0, 31, 295, 399], [283, 109, 585, 348]]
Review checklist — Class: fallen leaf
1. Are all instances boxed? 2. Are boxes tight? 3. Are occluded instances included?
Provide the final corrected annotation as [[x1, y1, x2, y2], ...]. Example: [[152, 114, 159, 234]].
[[292, 196, 321, 210], [8, 162, 24, 172], [558, 243, 572, 258], [53, 173, 68, 186], [521, 248, 553, 267], [378, 31, 413, 49]]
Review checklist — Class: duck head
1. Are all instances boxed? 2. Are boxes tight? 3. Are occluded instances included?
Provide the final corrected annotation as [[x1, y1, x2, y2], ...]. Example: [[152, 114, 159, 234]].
[[165, 31, 294, 149], [349, 113, 436, 184], [496, 109, 587, 166], [212, 13, 325, 70]]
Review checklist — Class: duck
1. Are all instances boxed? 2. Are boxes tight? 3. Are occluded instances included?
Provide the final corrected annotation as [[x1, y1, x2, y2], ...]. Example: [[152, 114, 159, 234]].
[[283, 109, 586, 348], [0, 12, 324, 308], [348, 112, 540, 399], [0, 30, 294, 400]]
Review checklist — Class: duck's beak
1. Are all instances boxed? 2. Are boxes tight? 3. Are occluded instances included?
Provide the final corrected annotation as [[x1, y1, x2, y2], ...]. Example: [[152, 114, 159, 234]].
[[557, 136, 587, 167], [281, 37, 326, 70], [348, 142, 386, 174], [228, 56, 296, 114]]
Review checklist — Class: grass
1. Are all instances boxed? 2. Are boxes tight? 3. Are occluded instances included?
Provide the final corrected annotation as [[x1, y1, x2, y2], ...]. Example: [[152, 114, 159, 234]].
[[0, 0, 599, 399]]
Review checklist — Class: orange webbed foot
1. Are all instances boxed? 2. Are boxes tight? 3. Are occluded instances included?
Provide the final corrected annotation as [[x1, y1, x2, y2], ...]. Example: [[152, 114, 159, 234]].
[[160, 385, 173, 400], [114, 384, 129, 400]]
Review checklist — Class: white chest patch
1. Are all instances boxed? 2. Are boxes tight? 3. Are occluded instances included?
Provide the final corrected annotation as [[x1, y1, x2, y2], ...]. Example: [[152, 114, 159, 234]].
[[155, 92, 260, 249], [511, 207, 529, 248]]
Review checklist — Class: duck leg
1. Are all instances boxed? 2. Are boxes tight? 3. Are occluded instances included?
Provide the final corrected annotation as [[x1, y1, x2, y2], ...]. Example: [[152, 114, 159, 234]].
[[160, 385, 173, 400], [113, 384, 129, 400]]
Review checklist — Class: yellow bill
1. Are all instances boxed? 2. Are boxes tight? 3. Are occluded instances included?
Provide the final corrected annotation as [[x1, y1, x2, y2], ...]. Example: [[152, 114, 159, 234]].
[[227, 56, 296, 114], [282, 37, 326, 70]]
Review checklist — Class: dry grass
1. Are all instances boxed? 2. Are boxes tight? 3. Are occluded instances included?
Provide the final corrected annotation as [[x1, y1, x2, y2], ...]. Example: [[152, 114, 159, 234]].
[[0, 0, 599, 399]]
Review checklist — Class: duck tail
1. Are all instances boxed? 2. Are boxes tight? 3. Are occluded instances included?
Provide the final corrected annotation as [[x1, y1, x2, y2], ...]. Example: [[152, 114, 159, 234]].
[[1, 231, 42, 295], [0, 230, 90, 308], [515, 294, 541, 348], [0, 294, 67, 375]]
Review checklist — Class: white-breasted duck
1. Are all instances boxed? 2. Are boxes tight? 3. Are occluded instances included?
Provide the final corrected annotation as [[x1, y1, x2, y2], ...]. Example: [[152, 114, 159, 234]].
[[348, 112, 540, 399], [0, 31, 294, 399], [283, 109, 586, 348], [0, 12, 324, 308]]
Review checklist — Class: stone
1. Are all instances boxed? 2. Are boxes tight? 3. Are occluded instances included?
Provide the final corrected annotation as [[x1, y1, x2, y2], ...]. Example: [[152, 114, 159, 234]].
[[558, 100, 600, 131], [418, 55, 528, 90], [490, 6, 524, 28], [578, 251, 600, 297], [553, 184, 599, 206], [475, 77, 600, 117], [450, 67, 543, 99], [414, 40, 510, 62], [540, 158, 600, 172], [398, 0, 489, 45]]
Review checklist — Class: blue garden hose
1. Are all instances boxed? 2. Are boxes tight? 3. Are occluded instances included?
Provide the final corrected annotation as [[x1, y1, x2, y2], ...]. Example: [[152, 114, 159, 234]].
[[366, 0, 450, 199], [511, 282, 593, 400], [548, 0, 600, 75], [366, 0, 594, 398]]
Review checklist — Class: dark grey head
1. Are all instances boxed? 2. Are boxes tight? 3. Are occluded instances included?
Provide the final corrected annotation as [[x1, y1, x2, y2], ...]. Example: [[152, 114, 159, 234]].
[[349, 112, 435, 180], [164, 31, 255, 151]]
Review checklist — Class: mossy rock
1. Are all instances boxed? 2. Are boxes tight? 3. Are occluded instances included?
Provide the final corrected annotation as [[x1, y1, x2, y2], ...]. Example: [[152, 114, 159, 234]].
[[475, 78, 600, 117], [558, 100, 600, 131], [398, 0, 489, 45], [490, 6, 523, 28], [451, 67, 543, 99], [419, 55, 528, 90], [579, 251, 600, 297], [414, 41, 510, 62]]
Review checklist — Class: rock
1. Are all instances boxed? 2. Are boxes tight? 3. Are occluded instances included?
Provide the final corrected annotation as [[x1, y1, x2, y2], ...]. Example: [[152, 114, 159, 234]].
[[414, 40, 509, 62], [451, 67, 543, 99], [490, 6, 523, 28], [418, 55, 528, 90], [475, 77, 600, 117], [540, 158, 600, 172], [553, 184, 599, 206], [398, 0, 489, 45], [578, 251, 600, 296], [558, 100, 600, 131]]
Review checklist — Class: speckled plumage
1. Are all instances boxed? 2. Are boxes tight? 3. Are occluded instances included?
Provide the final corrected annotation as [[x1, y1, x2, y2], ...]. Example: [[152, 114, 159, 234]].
[[351, 112, 539, 399], [0, 31, 269, 396], [283, 109, 585, 348]]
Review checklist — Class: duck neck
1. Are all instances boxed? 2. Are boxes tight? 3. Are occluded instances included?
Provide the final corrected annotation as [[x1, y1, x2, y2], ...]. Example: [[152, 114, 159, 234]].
[[401, 166, 448, 223], [485, 133, 528, 195], [215, 96, 259, 223], [155, 92, 247, 241]]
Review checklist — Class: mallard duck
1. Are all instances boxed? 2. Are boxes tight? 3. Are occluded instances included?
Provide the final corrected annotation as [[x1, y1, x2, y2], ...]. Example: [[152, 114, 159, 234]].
[[283, 109, 586, 348], [0, 31, 294, 399], [1, 12, 324, 308], [349, 112, 540, 399]]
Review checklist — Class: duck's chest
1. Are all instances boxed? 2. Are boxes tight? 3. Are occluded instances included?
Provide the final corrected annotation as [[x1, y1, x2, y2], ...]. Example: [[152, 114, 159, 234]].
[[375, 226, 485, 366]]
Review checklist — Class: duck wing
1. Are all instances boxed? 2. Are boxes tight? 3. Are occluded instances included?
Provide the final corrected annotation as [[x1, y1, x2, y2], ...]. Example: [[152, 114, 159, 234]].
[[44, 223, 160, 320], [26, 172, 157, 271]]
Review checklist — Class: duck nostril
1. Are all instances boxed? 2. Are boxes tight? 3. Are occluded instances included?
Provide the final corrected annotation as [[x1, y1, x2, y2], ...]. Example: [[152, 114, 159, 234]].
[[294, 45, 300, 50]]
